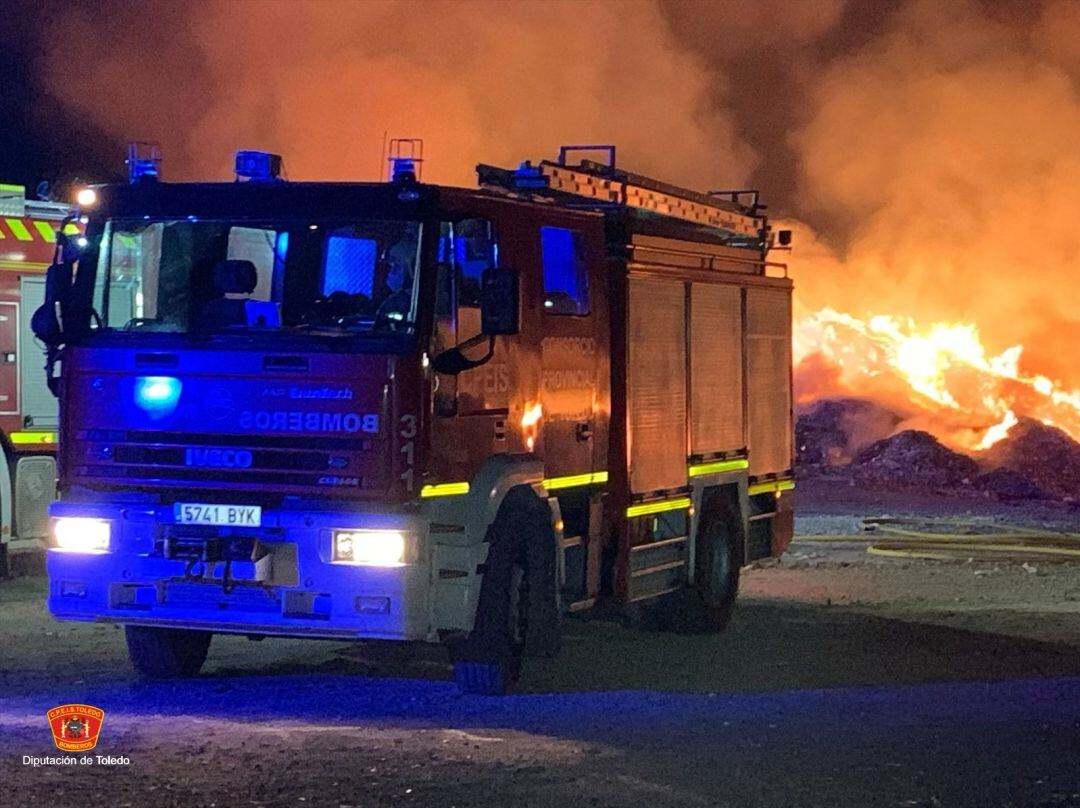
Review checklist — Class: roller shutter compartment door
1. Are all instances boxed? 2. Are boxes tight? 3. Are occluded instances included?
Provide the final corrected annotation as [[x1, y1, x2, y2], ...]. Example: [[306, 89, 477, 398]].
[[746, 287, 792, 476], [19, 277, 55, 426], [689, 283, 744, 454], [627, 277, 686, 493]]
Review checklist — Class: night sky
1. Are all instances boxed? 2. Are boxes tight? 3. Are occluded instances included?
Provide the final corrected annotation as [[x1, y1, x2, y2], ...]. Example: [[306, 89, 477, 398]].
[[1, 0, 123, 197]]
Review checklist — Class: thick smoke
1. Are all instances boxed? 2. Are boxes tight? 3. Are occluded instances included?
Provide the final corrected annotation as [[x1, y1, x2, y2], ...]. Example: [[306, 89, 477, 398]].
[[38, 0, 1080, 398], [43, 0, 756, 189]]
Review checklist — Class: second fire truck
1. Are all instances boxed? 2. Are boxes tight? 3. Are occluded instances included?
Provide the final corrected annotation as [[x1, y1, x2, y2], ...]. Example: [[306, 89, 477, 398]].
[[0, 184, 71, 574]]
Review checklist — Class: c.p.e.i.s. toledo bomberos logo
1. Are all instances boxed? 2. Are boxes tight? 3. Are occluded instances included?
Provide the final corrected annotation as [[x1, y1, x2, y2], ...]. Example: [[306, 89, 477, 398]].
[[46, 704, 105, 751]]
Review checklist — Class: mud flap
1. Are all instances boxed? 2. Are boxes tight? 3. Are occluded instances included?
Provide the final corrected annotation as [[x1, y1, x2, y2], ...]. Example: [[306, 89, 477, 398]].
[[522, 491, 561, 658]]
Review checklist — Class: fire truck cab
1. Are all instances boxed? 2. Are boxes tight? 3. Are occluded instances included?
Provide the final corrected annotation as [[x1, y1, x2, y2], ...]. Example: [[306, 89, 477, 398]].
[[0, 184, 71, 574], [45, 146, 793, 693]]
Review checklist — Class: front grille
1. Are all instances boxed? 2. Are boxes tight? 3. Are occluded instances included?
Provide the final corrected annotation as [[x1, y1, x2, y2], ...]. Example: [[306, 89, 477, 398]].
[[113, 445, 336, 471], [74, 431, 377, 491], [82, 429, 374, 452], [82, 464, 362, 488]]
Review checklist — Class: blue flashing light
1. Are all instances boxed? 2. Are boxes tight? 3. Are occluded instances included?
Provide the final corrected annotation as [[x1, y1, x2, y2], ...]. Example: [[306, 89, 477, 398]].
[[129, 159, 160, 183], [127, 141, 163, 183], [512, 161, 546, 187], [235, 150, 283, 181], [391, 158, 416, 182], [134, 376, 182, 419]]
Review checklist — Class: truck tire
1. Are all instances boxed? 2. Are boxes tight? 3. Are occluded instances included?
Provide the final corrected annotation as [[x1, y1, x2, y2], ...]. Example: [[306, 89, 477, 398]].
[[644, 500, 740, 634], [124, 625, 213, 678], [452, 486, 559, 695], [695, 506, 741, 633]]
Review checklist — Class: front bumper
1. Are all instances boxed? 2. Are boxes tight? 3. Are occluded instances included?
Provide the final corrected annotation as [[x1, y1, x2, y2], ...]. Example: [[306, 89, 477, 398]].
[[46, 501, 434, 641]]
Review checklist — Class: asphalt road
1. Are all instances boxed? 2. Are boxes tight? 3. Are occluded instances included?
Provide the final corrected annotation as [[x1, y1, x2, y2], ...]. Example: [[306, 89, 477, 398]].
[[3, 557, 1080, 808]]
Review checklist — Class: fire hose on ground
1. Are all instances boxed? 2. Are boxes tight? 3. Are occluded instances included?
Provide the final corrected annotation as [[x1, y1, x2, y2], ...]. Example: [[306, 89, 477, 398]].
[[792, 517, 1080, 562]]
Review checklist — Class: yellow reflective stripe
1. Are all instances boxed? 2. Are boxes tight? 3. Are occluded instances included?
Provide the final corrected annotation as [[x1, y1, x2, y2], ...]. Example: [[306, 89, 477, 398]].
[[420, 482, 470, 498], [33, 221, 56, 242], [0, 261, 49, 271], [5, 219, 32, 241], [10, 431, 57, 445], [688, 458, 748, 477], [626, 497, 692, 518], [0, 184, 24, 194], [543, 470, 609, 490], [748, 479, 795, 496]]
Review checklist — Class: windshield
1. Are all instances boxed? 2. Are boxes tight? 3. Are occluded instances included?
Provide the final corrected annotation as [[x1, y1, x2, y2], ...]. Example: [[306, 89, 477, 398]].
[[92, 219, 422, 335]]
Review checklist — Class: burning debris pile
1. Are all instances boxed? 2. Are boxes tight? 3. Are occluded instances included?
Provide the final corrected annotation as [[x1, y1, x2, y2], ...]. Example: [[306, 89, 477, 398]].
[[794, 311, 1080, 453], [797, 400, 1080, 502], [795, 398, 902, 469], [981, 418, 1080, 501], [851, 430, 978, 490]]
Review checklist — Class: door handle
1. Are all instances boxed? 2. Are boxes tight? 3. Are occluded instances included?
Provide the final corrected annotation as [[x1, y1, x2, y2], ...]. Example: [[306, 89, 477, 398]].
[[575, 422, 592, 442]]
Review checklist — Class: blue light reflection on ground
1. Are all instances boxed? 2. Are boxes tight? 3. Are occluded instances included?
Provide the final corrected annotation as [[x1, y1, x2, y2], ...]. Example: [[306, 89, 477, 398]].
[[4, 672, 1080, 740]]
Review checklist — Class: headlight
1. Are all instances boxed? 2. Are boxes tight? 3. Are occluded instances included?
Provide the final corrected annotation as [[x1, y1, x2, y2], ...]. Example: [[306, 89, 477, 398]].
[[52, 518, 111, 553], [332, 530, 407, 567], [75, 187, 98, 207]]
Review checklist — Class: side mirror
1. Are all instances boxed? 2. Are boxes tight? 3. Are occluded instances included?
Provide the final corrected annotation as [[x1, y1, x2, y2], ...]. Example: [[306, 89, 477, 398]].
[[481, 266, 519, 336], [777, 229, 792, 247], [31, 262, 73, 347], [431, 347, 473, 375]]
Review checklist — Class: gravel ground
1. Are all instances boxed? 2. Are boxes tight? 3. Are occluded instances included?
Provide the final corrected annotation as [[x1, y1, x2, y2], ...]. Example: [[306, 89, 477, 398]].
[[792, 479, 1080, 535], [3, 481, 1080, 807]]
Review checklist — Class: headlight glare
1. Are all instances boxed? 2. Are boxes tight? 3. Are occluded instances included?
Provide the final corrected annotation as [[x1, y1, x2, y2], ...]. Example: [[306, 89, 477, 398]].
[[52, 517, 111, 553], [332, 530, 407, 567], [75, 187, 98, 207]]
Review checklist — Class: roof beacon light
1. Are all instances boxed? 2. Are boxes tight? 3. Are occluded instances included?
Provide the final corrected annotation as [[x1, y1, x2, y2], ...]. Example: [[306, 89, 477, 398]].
[[386, 137, 423, 201], [126, 141, 162, 183], [235, 150, 283, 182], [512, 161, 546, 188], [391, 157, 417, 184]]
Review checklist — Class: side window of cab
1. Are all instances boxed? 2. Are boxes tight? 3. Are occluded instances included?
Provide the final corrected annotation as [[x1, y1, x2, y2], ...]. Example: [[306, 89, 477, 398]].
[[433, 218, 500, 417], [540, 226, 589, 316], [435, 218, 499, 346]]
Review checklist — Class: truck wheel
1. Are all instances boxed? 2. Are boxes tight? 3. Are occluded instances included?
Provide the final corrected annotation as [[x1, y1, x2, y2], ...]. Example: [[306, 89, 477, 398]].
[[452, 486, 559, 695], [643, 504, 740, 634], [124, 625, 213, 678], [694, 506, 741, 632]]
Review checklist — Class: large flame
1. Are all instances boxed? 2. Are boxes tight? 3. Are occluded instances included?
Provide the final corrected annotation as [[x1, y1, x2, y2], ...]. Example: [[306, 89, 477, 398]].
[[795, 308, 1080, 451]]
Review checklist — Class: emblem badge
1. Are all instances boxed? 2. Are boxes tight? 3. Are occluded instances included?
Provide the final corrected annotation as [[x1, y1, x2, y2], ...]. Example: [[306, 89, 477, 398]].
[[47, 704, 105, 752]]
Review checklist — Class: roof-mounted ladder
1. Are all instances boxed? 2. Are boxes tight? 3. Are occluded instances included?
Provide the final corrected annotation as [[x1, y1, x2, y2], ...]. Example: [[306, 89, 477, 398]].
[[477, 145, 765, 239]]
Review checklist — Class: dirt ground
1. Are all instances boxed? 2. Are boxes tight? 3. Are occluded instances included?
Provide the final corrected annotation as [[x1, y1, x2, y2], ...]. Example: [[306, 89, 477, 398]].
[[2, 482, 1080, 807]]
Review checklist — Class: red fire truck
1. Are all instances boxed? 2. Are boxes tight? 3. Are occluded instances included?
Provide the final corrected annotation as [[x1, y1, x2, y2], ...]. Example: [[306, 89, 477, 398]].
[[42, 145, 793, 693], [0, 184, 71, 575]]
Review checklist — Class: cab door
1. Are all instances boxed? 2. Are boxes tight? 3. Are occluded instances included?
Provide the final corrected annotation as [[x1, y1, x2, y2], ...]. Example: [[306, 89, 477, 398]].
[[535, 223, 603, 479], [426, 216, 511, 484]]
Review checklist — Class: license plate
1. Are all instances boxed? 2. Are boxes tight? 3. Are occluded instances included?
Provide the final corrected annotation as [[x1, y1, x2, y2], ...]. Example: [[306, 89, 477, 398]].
[[173, 503, 261, 527]]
